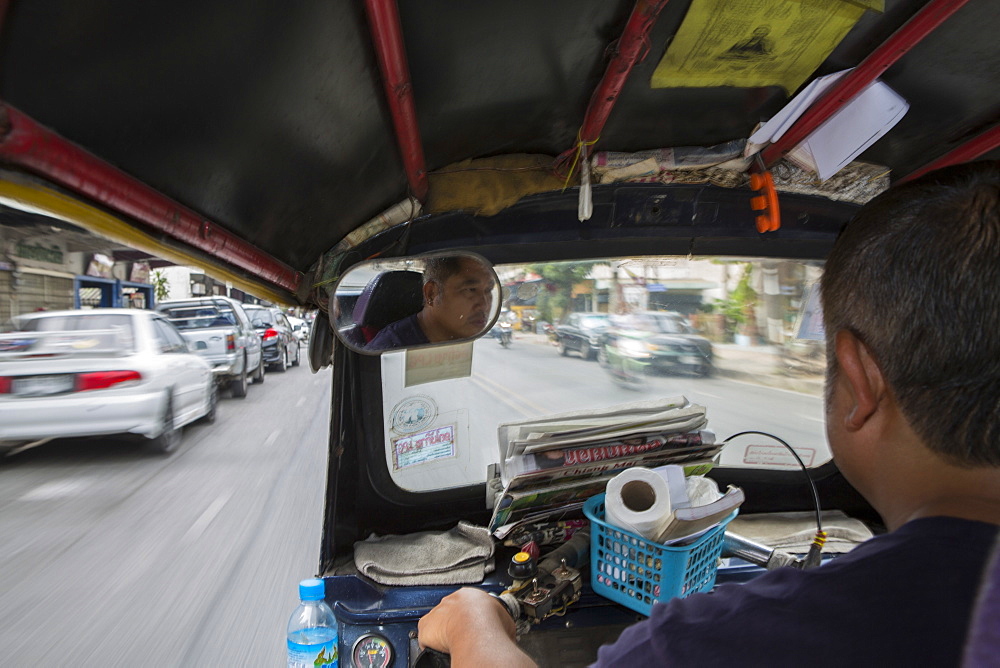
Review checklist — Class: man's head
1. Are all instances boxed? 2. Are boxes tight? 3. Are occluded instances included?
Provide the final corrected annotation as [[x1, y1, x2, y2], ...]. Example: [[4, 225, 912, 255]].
[[419, 256, 495, 342], [821, 161, 1000, 470]]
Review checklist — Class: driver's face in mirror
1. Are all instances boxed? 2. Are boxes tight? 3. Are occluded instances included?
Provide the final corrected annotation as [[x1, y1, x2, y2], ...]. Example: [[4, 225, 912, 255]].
[[420, 256, 494, 342], [333, 253, 499, 353]]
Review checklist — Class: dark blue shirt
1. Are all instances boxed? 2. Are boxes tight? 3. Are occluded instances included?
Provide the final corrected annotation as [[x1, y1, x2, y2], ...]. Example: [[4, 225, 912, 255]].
[[366, 313, 429, 351], [594, 517, 999, 668]]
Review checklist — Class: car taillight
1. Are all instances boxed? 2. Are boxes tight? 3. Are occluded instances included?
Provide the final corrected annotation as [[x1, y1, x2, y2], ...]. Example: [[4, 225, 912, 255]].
[[0, 376, 10, 394], [226, 333, 235, 351], [262, 328, 278, 340], [76, 370, 143, 392]]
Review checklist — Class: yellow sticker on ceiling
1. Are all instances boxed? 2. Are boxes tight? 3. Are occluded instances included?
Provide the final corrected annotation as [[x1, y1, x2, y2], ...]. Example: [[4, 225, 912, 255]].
[[651, 0, 882, 94]]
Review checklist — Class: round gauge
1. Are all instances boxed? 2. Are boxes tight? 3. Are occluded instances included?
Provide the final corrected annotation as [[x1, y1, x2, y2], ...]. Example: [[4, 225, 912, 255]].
[[352, 633, 393, 668]]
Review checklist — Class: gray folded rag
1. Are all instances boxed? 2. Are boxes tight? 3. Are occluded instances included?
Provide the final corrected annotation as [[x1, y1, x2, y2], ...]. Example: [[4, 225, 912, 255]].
[[353, 521, 495, 586], [728, 510, 875, 554]]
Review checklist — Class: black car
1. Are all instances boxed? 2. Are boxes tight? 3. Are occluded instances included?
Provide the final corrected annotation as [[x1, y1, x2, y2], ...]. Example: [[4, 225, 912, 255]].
[[555, 312, 611, 360], [242, 305, 300, 372], [598, 311, 713, 376]]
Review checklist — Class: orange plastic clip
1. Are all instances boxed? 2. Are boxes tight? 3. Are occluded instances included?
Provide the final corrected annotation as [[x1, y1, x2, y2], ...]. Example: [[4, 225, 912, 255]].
[[749, 170, 781, 233]]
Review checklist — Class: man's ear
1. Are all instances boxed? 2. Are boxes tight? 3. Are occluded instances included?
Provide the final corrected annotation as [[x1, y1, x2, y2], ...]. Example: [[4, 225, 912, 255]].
[[834, 330, 886, 431], [422, 281, 437, 306]]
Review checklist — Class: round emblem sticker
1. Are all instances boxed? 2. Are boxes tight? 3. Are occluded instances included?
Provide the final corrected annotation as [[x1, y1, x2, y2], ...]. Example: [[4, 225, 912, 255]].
[[390, 396, 438, 435]]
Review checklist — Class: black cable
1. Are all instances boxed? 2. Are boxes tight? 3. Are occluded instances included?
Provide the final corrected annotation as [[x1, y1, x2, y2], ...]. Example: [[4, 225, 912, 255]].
[[722, 430, 823, 534]]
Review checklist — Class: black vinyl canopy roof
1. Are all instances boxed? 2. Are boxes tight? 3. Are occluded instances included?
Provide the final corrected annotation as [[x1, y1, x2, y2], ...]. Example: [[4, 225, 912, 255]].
[[0, 0, 997, 301]]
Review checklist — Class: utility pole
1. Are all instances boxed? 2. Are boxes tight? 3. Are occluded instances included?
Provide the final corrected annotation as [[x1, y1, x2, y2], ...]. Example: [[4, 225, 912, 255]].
[[762, 260, 783, 344]]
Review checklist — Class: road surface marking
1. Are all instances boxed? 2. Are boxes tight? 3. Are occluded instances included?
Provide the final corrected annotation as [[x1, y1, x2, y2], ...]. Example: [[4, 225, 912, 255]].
[[182, 491, 233, 544], [264, 429, 282, 447], [469, 376, 533, 417], [724, 376, 823, 398], [296, 396, 307, 407]]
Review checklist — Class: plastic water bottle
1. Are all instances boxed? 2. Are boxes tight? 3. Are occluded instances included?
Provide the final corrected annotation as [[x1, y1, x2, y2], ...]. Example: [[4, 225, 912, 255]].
[[287, 578, 338, 668]]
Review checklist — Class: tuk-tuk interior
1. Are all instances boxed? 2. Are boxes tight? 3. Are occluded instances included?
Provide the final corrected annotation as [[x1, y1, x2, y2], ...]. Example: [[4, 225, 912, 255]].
[[2, 1, 998, 665]]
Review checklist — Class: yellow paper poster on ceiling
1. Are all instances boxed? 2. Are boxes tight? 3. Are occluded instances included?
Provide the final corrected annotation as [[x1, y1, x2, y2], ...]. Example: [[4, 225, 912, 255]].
[[651, 0, 882, 94]]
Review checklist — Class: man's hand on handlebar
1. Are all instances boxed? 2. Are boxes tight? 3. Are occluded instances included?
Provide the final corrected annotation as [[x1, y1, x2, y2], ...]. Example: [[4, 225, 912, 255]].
[[418, 588, 536, 667]]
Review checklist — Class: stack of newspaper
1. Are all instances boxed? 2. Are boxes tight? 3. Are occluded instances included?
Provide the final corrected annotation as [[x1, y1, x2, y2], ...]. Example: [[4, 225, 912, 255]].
[[489, 396, 722, 535]]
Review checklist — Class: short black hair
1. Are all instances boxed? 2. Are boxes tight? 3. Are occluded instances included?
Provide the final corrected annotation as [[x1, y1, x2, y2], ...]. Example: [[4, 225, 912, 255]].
[[423, 256, 467, 288], [821, 161, 1000, 466]]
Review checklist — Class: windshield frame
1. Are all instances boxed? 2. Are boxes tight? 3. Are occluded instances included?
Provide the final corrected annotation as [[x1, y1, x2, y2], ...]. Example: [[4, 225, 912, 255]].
[[319, 184, 871, 568]]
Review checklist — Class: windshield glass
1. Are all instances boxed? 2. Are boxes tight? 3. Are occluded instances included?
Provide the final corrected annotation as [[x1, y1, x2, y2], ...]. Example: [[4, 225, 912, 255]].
[[378, 256, 827, 493], [579, 315, 610, 327], [628, 313, 690, 334], [160, 305, 236, 329], [247, 309, 274, 327]]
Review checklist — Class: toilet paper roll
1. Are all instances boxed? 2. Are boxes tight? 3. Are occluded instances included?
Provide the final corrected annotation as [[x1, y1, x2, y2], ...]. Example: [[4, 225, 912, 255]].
[[604, 467, 674, 541]]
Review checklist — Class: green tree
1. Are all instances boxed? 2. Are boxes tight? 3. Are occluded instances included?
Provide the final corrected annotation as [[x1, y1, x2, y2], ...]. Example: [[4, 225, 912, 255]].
[[711, 263, 757, 337], [151, 270, 170, 302], [530, 262, 600, 322]]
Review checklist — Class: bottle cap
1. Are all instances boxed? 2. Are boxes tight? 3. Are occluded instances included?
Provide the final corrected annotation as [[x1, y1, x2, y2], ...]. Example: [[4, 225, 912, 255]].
[[299, 578, 326, 601]]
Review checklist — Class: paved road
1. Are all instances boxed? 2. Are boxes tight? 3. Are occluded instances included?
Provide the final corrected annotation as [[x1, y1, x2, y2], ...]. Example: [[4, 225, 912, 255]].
[[0, 357, 329, 666], [473, 333, 828, 468], [0, 334, 825, 666]]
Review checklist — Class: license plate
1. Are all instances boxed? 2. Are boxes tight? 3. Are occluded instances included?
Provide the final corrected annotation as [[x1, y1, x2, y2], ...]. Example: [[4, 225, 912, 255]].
[[12, 374, 75, 397], [680, 355, 702, 365]]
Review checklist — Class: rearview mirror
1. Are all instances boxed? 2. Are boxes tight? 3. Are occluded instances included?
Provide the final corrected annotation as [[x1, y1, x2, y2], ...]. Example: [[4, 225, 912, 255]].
[[331, 252, 501, 354]]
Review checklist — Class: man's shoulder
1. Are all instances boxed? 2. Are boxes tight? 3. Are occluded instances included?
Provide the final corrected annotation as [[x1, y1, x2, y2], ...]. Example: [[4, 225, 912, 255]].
[[367, 313, 427, 350], [595, 521, 998, 666]]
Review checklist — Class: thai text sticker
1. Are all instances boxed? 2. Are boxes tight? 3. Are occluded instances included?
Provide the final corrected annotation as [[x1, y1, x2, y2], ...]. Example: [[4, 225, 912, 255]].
[[392, 425, 456, 469]]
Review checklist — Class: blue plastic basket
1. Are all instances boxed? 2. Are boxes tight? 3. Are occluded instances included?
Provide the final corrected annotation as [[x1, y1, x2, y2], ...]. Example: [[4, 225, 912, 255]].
[[583, 493, 736, 616]]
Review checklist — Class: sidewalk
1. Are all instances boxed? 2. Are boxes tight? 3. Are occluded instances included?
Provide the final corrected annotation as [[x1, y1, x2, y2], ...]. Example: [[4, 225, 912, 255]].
[[515, 332, 825, 396], [711, 343, 824, 396]]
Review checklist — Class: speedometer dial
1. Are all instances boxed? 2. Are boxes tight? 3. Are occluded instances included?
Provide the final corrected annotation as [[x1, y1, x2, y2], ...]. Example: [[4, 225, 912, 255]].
[[352, 633, 393, 668]]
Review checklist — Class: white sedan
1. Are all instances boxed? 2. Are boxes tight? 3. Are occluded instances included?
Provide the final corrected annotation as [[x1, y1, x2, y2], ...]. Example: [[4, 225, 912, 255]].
[[287, 315, 310, 343], [0, 309, 216, 456]]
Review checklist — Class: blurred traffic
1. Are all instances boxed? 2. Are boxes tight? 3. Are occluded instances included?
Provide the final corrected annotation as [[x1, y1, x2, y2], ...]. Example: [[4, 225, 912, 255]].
[[1, 303, 315, 459]]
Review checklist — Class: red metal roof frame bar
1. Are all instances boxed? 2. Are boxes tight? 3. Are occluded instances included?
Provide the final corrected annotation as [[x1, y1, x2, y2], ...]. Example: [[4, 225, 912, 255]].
[[364, 0, 428, 201], [558, 0, 672, 165], [0, 104, 302, 295], [761, 0, 971, 167], [899, 124, 1000, 183]]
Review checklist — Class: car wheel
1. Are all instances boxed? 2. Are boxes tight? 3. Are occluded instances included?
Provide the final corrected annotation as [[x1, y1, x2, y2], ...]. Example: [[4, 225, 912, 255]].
[[597, 345, 609, 367], [201, 383, 218, 424], [583, 345, 596, 361], [274, 346, 287, 372], [230, 356, 249, 398], [291, 343, 300, 367], [252, 356, 265, 384], [148, 394, 181, 455], [559, 339, 569, 356]]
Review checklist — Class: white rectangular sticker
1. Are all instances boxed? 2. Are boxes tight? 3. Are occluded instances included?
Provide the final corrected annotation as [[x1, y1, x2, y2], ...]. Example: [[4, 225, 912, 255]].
[[392, 425, 456, 470], [743, 444, 816, 468]]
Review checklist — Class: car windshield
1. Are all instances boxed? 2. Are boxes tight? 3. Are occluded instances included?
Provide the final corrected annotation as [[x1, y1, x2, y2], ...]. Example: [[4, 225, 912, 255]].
[[378, 256, 827, 494], [580, 315, 609, 328], [16, 313, 137, 352], [160, 305, 236, 329], [628, 314, 690, 334], [247, 310, 274, 327]]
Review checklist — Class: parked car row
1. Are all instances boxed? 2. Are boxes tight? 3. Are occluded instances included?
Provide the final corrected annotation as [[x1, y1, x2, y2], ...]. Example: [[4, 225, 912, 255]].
[[554, 310, 714, 376], [0, 300, 304, 458]]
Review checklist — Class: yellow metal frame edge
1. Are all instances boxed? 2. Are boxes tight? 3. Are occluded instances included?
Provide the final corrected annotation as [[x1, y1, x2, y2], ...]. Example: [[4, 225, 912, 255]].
[[0, 176, 295, 305]]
